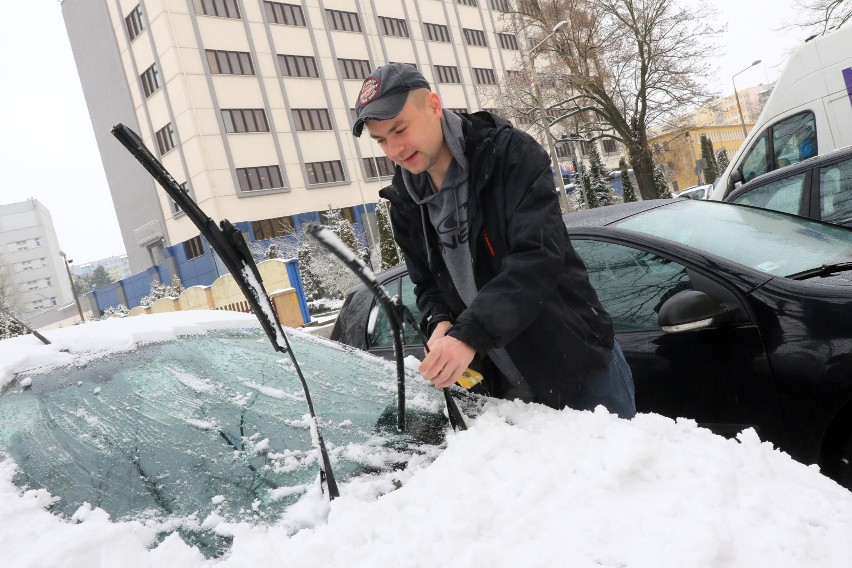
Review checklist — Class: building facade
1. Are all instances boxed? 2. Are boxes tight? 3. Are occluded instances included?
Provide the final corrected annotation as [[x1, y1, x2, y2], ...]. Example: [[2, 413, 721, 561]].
[[648, 83, 775, 193], [0, 199, 74, 316], [71, 254, 133, 280], [62, 0, 543, 278]]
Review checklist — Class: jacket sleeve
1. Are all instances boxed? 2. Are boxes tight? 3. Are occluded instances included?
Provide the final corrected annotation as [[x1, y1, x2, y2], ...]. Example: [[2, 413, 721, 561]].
[[447, 129, 565, 354], [383, 186, 454, 337]]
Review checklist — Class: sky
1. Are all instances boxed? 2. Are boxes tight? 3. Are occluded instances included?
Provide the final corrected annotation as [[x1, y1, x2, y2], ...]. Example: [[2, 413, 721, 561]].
[[2, 310, 852, 567], [0, 1, 810, 265]]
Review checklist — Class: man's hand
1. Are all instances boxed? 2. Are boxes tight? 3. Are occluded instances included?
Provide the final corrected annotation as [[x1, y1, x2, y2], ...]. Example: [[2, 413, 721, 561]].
[[420, 323, 476, 389]]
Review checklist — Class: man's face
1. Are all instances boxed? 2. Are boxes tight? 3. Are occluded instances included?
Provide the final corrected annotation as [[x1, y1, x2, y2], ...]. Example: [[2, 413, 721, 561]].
[[365, 90, 446, 176]]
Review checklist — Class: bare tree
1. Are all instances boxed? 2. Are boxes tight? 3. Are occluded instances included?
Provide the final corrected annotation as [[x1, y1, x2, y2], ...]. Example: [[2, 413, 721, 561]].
[[791, 0, 851, 36], [501, 0, 722, 199]]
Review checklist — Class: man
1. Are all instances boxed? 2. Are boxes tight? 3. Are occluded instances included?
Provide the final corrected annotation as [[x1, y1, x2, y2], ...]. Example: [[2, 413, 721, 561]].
[[353, 63, 635, 418]]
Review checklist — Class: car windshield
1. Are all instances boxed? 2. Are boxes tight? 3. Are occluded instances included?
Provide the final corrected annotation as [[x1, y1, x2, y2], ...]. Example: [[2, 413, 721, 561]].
[[614, 201, 852, 277], [0, 329, 447, 557]]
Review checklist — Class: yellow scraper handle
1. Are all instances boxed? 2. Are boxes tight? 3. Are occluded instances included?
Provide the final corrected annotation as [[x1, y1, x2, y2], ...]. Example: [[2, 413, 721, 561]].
[[456, 368, 485, 390]]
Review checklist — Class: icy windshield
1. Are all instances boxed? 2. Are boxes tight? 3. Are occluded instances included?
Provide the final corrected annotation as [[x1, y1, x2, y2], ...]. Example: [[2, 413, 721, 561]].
[[0, 329, 447, 557], [615, 201, 852, 277]]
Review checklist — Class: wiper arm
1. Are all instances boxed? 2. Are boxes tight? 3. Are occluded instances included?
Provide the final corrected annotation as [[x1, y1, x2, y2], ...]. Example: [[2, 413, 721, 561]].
[[787, 262, 852, 280]]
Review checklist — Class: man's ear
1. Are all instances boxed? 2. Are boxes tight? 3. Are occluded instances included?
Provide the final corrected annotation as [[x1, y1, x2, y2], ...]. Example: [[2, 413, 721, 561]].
[[427, 91, 442, 116]]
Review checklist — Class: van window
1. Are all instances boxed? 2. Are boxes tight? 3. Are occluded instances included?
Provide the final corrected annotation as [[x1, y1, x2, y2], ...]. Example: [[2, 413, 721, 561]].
[[738, 112, 817, 184], [773, 112, 817, 167], [819, 158, 852, 224], [741, 135, 768, 182]]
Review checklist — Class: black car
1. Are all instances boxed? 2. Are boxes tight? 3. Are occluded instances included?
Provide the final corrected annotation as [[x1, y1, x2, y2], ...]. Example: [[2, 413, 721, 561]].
[[725, 145, 852, 227], [332, 199, 852, 489]]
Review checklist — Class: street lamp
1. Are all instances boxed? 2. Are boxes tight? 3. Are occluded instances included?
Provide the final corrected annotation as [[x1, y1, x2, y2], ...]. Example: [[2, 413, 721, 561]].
[[59, 251, 85, 323], [732, 60, 761, 137], [523, 20, 576, 211]]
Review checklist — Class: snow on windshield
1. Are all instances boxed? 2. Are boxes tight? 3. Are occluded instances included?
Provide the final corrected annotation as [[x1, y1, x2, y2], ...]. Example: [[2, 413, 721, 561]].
[[2, 311, 852, 566]]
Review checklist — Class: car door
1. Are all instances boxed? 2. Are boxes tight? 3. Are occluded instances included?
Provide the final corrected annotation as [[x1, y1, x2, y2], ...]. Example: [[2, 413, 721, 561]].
[[366, 272, 425, 360], [570, 237, 785, 442]]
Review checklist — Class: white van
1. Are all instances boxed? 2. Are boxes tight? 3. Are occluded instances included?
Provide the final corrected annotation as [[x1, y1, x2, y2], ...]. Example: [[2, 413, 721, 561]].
[[710, 25, 852, 200]]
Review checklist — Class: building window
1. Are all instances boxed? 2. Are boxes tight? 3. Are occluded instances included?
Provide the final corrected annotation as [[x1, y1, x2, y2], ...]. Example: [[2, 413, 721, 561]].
[[306, 160, 346, 184], [489, 0, 510, 10], [379, 16, 409, 37], [435, 65, 461, 84], [264, 1, 305, 26], [125, 5, 145, 41], [363, 156, 395, 179], [326, 9, 362, 32], [447, 107, 468, 114], [222, 109, 270, 133], [278, 54, 319, 77], [458, 0, 478, 5], [473, 68, 497, 85], [237, 165, 285, 192], [183, 236, 205, 260], [602, 139, 618, 154], [338, 58, 372, 80], [497, 33, 519, 50], [424, 23, 451, 42], [193, 0, 241, 18], [251, 216, 295, 240], [463, 28, 487, 47], [155, 123, 177, 155], [140, 64, 161, 98], [206, 50, 255, 75], [556, 144, 571, 158], [292, 108, 333, 131]]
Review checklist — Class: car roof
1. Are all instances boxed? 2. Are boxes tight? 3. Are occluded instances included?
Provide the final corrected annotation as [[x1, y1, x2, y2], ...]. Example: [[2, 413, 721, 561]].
[[734, 144, 852, 193], [562, 199, 674, 228]]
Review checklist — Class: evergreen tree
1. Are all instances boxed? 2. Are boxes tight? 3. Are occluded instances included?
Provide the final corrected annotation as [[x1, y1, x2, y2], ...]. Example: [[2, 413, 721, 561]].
[[587, 144, 612, 206], [0, 306, 29, 340], [716, 148, 730, 173], [653, 162, 672, 198], [170, 275, 184, 296], [376, 200, 401, 270], [324, 207, 371, 268], [296, 244, 328, 302], [619, 157, 637, 203], [699, 134, 719, 183], [89, 265, 114, 290]]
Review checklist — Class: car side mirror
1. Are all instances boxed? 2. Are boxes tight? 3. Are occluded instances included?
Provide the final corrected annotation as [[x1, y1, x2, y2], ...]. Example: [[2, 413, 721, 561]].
[[658, 290, 737, 333], [729, 169, 744, 193]]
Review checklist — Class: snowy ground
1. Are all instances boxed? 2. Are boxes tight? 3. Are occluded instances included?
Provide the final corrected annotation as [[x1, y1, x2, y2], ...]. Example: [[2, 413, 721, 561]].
[[2, 312, 852, 567]]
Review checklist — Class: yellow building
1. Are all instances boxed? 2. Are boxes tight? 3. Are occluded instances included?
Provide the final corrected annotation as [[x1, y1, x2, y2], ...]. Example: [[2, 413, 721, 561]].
[[649, 123, 753, 193], [648, 84, 772, 193]]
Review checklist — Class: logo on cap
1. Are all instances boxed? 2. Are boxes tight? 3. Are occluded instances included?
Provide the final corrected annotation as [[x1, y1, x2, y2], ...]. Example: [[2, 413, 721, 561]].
[[358, 77, 381, 106]]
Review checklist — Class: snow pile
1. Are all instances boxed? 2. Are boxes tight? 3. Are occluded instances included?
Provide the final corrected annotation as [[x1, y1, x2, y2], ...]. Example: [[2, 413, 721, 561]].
[[2, 311, 852, 567]]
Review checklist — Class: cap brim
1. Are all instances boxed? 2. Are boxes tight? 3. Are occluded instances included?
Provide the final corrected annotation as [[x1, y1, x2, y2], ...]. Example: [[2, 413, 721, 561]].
[[352, 91, 409, 137]]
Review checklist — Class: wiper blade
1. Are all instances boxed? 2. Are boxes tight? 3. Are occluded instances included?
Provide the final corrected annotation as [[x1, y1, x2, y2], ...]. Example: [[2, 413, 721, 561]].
[[787, 262, 852, 280]]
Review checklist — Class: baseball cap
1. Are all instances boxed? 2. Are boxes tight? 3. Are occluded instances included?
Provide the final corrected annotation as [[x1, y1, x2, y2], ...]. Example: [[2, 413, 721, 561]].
[[352, 63, 430, 137]]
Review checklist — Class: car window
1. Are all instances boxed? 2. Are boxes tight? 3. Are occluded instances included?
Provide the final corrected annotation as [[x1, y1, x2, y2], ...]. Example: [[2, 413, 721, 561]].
[[571, 239, 693, 332], [741, 135, 768, 182], [772, 112, 817, 167], [729, 173, 806, 215], [819, 158, 852, 224], [368, 274, 423, 348]]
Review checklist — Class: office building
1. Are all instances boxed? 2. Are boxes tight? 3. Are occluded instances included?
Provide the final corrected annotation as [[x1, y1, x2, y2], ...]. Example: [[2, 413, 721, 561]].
[[0, 199, 74, 316], [62, 0, 533, 275]]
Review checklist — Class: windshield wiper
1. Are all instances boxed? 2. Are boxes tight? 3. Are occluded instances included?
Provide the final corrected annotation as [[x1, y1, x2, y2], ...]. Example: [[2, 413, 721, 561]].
[[787, 262, 852, 280]]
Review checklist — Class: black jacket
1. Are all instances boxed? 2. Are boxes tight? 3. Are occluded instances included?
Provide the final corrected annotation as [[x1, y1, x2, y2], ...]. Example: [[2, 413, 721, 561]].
[[378, 111, 614, 409]]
